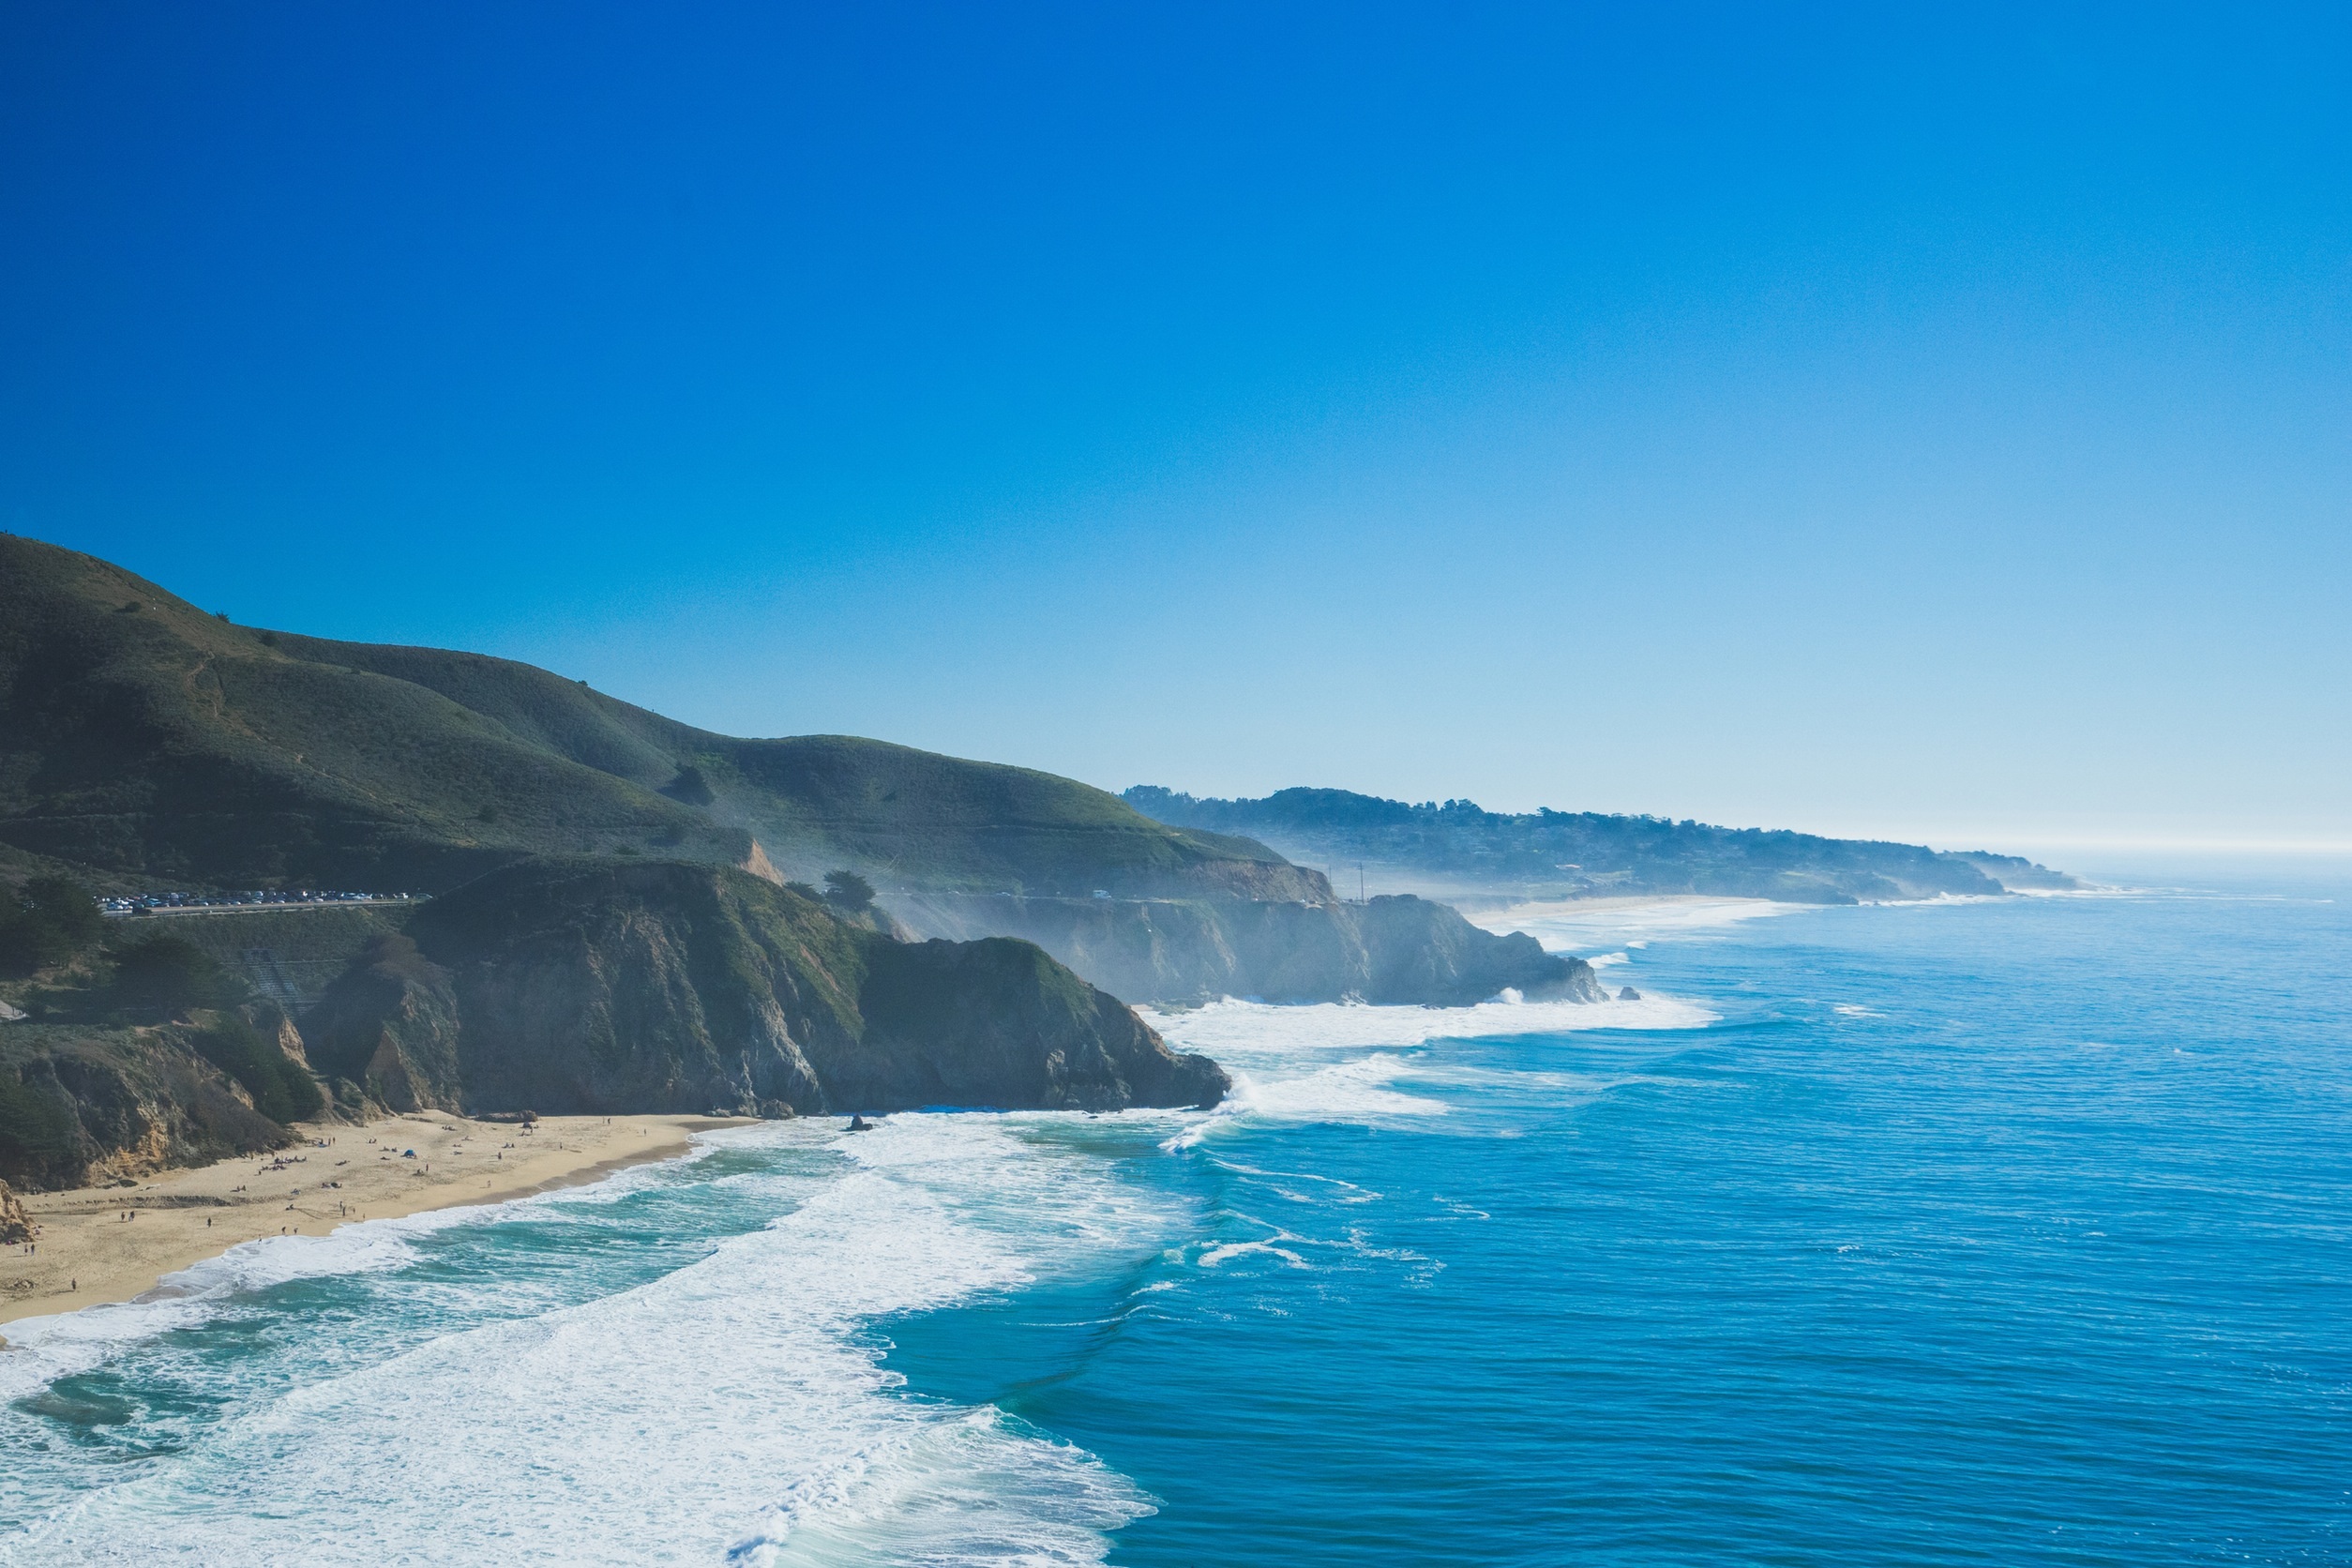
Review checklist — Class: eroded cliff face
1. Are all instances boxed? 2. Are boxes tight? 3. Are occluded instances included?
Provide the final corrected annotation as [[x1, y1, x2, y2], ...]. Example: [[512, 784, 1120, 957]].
[[300, 860, 1226, 1118], [0, 1026, 294, 1190], [0, 1179, 34, 1244], [890, 892, 1604, 1006], [301, 935, 465, 1114]]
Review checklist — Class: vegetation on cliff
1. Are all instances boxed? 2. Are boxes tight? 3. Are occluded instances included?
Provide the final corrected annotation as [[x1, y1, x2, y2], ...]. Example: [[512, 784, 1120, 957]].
[[0, 1022, 297, 1190]]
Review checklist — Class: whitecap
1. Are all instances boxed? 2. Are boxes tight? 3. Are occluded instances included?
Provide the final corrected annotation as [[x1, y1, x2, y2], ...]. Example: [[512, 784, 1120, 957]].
[[1141, 991, 1715, 1061]]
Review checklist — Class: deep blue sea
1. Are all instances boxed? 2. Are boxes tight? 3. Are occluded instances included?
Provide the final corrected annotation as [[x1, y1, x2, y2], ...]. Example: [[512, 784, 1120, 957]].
[[4, 861, 2348, 1564]]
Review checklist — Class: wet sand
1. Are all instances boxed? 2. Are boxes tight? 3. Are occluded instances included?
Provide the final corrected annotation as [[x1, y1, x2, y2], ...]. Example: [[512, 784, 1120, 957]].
[[1, 1111, 746, 1328]]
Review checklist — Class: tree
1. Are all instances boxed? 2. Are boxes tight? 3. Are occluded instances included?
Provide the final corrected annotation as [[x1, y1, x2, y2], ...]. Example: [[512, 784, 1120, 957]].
[[0, 876, 104, 977], [107, 933, 247, 1020], [822, 870, 876, 912]]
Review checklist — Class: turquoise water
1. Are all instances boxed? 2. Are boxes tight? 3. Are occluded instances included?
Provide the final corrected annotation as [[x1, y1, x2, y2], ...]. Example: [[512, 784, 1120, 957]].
[[3, 867, 2346, 1563]]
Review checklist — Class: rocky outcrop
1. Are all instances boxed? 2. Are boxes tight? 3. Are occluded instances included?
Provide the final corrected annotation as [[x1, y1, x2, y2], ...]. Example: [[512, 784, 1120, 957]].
[[0, 1178, 32, 1244], [893, 891, 1605, 1005], [852, 937, 1226, 1110], [0, 1026, 294, 1190], [301, 859, 1226, 1118]]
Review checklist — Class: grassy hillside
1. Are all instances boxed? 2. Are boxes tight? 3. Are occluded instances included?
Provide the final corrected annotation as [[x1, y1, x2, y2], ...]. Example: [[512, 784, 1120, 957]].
[[0, 535, 1317, 901]]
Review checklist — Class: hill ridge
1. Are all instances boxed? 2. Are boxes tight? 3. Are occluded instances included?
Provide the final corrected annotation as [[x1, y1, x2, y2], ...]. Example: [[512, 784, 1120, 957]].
[[1124, 785, 2076, 904]]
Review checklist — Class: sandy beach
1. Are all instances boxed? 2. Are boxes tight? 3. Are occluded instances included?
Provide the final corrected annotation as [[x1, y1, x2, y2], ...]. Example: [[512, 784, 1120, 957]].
[[0, 1111, 744, 1329]]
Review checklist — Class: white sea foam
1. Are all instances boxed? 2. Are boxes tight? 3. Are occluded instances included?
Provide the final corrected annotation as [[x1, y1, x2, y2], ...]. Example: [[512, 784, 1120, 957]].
[[1144, 992, 1714, 1153], [1142, 990, 1714, 1061], [0, 1139, 735, 1405], [1236, 1054, 1450, 1123], [0, 1227, 432, 1404], [1468, 896, 1805, 952], [4, 1114, 1174, 1566]]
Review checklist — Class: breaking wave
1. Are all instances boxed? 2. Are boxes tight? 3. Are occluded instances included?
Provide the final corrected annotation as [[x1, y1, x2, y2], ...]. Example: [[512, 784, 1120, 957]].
[[2, 1117, 1178, 1565]]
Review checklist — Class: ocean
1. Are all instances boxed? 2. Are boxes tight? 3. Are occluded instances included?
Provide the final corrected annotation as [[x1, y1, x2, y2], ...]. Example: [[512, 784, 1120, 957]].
[[3, 861, 2346, 1564]]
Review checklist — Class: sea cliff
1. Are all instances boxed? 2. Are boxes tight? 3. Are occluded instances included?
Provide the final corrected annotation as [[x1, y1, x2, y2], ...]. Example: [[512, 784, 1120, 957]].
[[301, 860, 1226, 1120], [893, 890, 1606, 1005], [2, 860, 1224, 1190]]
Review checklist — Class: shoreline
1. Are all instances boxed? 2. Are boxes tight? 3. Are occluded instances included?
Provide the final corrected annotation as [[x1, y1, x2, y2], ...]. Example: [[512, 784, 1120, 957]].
[[1, 1110, 749, 1330]]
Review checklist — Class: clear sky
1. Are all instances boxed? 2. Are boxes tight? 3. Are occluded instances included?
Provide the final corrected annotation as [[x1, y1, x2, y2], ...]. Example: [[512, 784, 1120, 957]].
[[4, 4, 2345, 851]]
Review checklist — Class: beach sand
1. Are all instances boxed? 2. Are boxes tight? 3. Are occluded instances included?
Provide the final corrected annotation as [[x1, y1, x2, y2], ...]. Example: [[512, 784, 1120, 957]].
[[0, 1110, 746, 1328]]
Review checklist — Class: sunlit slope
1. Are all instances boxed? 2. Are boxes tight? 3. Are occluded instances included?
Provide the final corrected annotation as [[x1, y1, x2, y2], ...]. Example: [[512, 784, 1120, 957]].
[[279, 632, 1314, 897], [0, 535, 1316, 899], [0, 535, 734, 889]]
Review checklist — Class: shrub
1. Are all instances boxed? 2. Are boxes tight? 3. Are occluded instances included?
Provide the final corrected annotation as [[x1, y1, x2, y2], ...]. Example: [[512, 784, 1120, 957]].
[[663, 764, 716, 806]]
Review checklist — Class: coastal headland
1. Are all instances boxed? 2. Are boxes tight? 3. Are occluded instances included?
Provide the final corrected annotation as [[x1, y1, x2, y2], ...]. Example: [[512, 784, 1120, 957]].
[[0, 1110, 736, 1329]]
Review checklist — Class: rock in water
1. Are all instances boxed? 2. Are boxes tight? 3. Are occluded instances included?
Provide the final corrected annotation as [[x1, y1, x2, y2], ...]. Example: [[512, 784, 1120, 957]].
[[1618, 986, 1642, 1002]]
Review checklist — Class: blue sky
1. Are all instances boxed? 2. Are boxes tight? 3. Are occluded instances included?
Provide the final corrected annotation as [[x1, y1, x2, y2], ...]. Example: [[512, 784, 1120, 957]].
[[4, 3, 2345, 849]]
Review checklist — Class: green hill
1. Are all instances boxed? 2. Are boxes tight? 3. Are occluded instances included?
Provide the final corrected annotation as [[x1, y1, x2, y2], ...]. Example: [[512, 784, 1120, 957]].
[[0, 535, 1636, 1017], [0, 535, 1315, 901]]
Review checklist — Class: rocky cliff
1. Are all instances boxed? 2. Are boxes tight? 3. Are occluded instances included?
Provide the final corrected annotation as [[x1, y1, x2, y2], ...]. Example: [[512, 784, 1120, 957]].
[[893, 891, 1605, 1005], [302, 859, 1227, 1118], [0, 1023, 296, 1190]]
